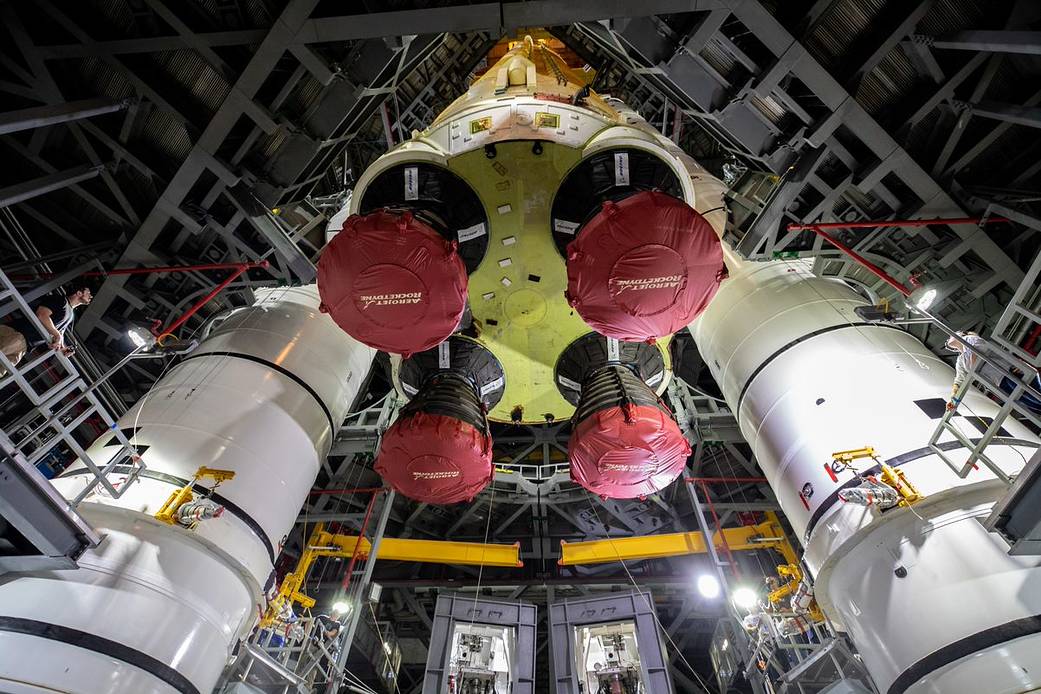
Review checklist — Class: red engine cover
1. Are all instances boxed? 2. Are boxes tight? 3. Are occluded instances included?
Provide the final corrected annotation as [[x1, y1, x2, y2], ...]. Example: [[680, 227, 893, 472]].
[[565, 191, 725, 342], [569, 404, 691, 499], [375, 412, 493, 504], [317, 210, 468, 356]]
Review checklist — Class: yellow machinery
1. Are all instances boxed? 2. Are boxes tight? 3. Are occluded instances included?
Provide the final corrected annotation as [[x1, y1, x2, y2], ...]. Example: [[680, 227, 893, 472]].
[[764, 561, 825, 623], [559, 511, 828, 621], [831, 446, 924, 507], [558, 511, 797, 566], [261, 522, 523, 627], [154, 466, 235, 526]]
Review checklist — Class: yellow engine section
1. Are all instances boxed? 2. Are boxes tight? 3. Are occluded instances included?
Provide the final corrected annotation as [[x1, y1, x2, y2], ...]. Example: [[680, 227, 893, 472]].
[[351, 34, 683, 423]]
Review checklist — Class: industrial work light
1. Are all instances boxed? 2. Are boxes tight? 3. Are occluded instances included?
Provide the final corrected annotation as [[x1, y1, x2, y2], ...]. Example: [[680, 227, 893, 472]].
[[697, 574, 721, 599], [906, 279, 961, 313], [912, 287, 937, 311], [732, 586, 758, 610], [126, 325, 156, 351]]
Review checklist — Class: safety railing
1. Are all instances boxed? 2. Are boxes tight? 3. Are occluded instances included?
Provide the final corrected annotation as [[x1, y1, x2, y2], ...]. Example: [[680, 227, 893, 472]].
[[927, 341, 1041, 484], [246, 612, 339, 691], [991, 246, 1041, 369], [330, 392, 400, 457], [235, 610, 393, 694], [0, 267, 144, 504], [741, 616, 877, 694], [0, 267, 148, 573]]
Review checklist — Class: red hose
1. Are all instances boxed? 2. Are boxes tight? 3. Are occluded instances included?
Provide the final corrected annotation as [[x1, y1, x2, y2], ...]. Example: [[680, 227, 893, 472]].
[[152, 265, 250, 338], [698, 480, 742, 580], [808, 227, 913, 297], [1024, 324, 1041, 356], [787, 216, 1008, 231], [340, 490, 382, 592]]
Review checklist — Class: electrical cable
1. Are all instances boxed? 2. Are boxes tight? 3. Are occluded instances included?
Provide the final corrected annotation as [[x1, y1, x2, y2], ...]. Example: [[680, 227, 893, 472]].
[[467, 478, 498, 632], [367, 600, 403, 694], [690, 385, 728, 404], [339, 661, 381, 694], [343, 390, 392, 418], [583, 496, 721, 694]]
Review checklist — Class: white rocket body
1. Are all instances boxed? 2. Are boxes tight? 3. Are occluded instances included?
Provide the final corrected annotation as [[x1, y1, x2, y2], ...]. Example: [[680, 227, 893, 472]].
[[692, 259, 1041, 694], [0, 286, 375, 694]]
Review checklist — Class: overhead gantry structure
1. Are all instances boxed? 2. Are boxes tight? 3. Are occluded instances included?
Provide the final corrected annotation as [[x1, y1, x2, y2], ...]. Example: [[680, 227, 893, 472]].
[[0, 2, 1038, 693]]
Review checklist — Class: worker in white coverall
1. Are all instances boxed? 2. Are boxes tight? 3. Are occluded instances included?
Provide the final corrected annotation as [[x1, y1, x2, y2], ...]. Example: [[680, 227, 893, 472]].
[[946, 331, 1041, 413]]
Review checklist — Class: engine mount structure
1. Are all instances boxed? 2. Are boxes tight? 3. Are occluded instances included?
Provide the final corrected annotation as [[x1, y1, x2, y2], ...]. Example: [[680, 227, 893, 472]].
[[318, 35, 726, 500]]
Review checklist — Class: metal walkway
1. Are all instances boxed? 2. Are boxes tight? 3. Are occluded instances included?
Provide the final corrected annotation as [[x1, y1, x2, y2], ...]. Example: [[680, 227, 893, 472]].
[[927, 255, 1041, 483], [0, 267, 143, 573]]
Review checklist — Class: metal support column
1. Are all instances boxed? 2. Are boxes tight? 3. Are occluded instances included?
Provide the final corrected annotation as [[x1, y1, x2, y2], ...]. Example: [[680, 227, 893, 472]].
[[927, 30, 1041, 55], [328, 489, 395, 694], [683, 474, 768, 694], [959, 101, 1041, 129]]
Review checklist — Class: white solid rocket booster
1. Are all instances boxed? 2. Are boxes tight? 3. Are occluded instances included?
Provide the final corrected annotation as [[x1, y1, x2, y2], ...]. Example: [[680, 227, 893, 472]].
[[0, 286, 374, 694], [692, 258, 1041, 693]]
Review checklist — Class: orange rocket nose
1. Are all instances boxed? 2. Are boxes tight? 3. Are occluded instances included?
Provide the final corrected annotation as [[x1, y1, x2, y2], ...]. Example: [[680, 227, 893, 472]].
[[317, 209, 468, 355], [565, 191, 725, 342]]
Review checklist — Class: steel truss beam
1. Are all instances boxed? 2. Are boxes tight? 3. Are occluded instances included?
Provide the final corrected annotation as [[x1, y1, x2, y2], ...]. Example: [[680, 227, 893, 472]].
[[70, 16, 479, 340], [954, 100, 1041, 130], [0, 164, 105, 207], [0, 8, 143, 232], [0, 98, 130, 135], [943, 84, 1041, 177], [78, 0, 323, 337], [36, 30, 268, 59], [925, 30, 1041, 56], [295, 1, 725, 43], [706, 1, 1026, 290]]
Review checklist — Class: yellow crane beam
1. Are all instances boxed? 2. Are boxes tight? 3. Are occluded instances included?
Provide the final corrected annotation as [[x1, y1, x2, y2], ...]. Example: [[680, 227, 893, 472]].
[[559, 513, 796, 566], [302, 527, 522, 567], [317, 534, 523, 568], [261, 524, 522, 626]]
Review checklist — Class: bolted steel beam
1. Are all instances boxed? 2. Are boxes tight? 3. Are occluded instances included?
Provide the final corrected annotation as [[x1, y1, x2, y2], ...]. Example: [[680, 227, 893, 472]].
[[78, 0, 323, 337], [957, 100, 1041, 130], [723, 0, 1025, 290], [0, 98, 130, 135], [294, 1, 726, 43], [0, 164, 105, 208], [925, 30, 1041, 56]]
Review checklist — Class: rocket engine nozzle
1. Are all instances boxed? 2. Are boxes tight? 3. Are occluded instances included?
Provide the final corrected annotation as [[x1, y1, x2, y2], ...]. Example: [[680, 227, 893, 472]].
[[565, 190, 726, 342], [377, 337, 504, 504], [317, 209, 468, 356], [568, 364, 690, 499], [376, 372, 493, 504]]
